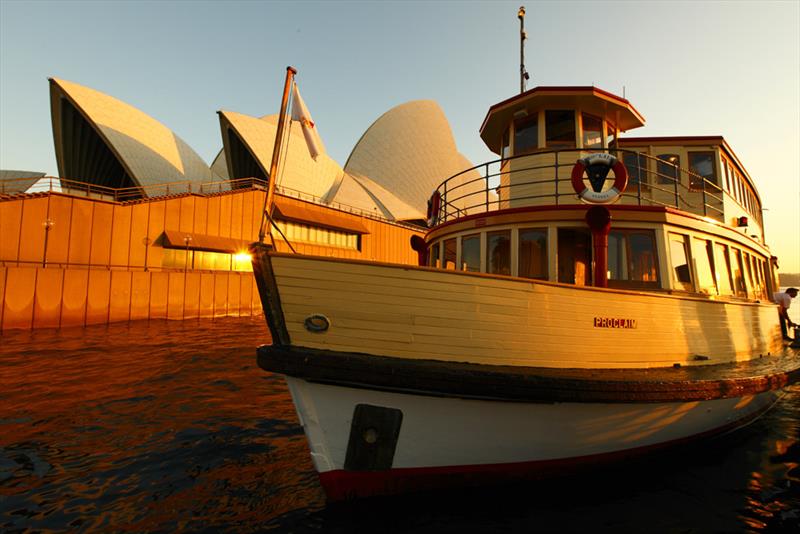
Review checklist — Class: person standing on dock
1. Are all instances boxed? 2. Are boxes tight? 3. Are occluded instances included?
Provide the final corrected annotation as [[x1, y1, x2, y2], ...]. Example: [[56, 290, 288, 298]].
[[774, 288, 798, 340]]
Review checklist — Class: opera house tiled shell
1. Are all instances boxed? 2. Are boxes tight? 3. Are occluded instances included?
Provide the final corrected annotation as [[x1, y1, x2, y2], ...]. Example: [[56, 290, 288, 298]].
[[215, 112, 426, 222], [49, 78, 216, 192], [344, 100, 486, 214]]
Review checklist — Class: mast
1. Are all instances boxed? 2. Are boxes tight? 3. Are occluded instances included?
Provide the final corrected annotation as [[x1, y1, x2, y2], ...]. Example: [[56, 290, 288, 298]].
[[518, 6, 528, 93], [259, 65, 297, 243]]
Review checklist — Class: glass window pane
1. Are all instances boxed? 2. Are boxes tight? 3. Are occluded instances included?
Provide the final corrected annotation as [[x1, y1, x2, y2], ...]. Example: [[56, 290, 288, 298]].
[[444, 238, 457, 270], [545, 110, 575, 148], [729, 248, 747, 297], [605, 121, 616, 147], [519, 228, 548, 279], [628, 233, 658, 282], [669, 234, 692, 290], [689, 151, 718, 191], [623, 152, 649, 190], [514, 116, 538, 155], [430, 242, 440, 268], [487, 230, 511, 275], [501, 128, 511, 161], [692, 238, 717, 294], [657, 154, 680, 185], [713, 243, 734, 295], [461, 234, 481, 272], [608, 232, 626, 280], [582, 113, 602, 149]]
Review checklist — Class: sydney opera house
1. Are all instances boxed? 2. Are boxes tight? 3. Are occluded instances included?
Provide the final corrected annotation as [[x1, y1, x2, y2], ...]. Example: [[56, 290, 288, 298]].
[[0, 78, 482, 329]]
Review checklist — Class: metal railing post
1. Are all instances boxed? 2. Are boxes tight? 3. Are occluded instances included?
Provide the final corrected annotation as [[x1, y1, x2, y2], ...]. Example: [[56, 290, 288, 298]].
[[674, 168, 680, 208], [554, 151, 559, 205], [701, 176, 707, 217], [485, 163, 489, 213]]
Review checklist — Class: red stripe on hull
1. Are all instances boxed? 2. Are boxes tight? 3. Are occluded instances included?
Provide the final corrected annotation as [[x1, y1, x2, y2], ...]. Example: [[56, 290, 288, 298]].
[[318, 400, 775, 501]]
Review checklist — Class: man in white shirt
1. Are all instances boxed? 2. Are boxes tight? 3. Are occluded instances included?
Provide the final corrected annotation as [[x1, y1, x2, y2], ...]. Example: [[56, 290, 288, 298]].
[[774, 287, 798, 340]]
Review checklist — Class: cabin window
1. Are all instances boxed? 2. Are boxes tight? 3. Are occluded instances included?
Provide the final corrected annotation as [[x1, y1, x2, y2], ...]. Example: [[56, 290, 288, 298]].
[[669, 233, 693, 291], [558, 228, 591, 286], [607, 230, 659, 288], [623, 152, 649, 192], [461, 234, 481, 272], [514, 115, 539, 155], [518, 228, 548, 280], [753, 255, 766, 299], [605, 121, 617, 148], [724, 159, 731, 192], [713, 243, 734, 296], [688, 152, 718, 191], [657, 154, 680, 186], [581, 113, 603, 149], [430, 242, 440, 268], [444, 238, 457, 270], [545, 110, 576, 148], [487, 230, 511, 275], [729, 248, 747, 297], [501, 128, 511, 161], [692, 238, 717, 295]]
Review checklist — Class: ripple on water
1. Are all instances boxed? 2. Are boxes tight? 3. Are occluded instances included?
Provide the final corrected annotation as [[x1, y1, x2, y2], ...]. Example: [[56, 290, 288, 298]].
[[0, 318, 798, 531]]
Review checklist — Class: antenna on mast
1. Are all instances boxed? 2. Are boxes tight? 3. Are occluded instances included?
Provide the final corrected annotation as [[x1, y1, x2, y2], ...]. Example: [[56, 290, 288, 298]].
[[518, 6, 529, 93]]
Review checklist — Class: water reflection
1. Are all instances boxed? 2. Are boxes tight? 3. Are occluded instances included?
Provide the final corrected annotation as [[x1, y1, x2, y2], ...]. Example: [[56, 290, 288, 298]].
[[0, 319, 797, 532]]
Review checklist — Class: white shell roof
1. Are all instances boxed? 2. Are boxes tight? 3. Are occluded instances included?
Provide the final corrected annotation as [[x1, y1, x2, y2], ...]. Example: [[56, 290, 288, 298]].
[[344, 100, 486, 214], [49, 78, 215, 186]]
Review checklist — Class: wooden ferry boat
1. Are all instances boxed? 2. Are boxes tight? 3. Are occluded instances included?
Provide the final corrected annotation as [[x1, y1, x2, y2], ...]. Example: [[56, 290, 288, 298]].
[[250, 70, 800, 501]]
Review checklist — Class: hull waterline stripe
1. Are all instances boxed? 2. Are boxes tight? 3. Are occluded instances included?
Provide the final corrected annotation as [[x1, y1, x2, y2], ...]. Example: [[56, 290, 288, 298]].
[[257, 345, 800, 403]]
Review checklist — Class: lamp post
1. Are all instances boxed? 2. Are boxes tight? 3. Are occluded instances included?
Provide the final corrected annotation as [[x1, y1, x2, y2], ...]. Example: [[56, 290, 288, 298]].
[[42, 218, 54, 267]]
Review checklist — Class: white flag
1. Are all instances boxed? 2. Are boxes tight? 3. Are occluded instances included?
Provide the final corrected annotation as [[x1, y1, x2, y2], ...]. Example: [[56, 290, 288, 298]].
[[290, 83, 326, 160]]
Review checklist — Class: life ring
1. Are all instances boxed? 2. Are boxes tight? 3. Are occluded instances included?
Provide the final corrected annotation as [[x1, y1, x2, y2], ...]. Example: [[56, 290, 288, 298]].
[[427, 191, 442, 226], [570, 153, 628, 204]]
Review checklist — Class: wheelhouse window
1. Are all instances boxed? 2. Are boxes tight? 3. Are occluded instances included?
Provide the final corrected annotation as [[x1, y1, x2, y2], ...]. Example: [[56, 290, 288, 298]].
[[607, 230, 659, 288], [623, 152, 649, 192], [669, 233, 693, 291], [692, 238, 717, 295], [545, 110, 575, 148], [581, 113, 603, 149], [514, 115, 538, 155], [605, 121, 617, 147], [430, 242, 440, 268], [501, 128, 511, 162], [657, 154, 680, 186], [724, 159, 731, 192], [713, 243, 734, 296], [518, 228, 548, 280], [688, 151, 718, 191], [487, 230, 511, 275], [444, 238, 457, 270], [461, 234, 480, 272]]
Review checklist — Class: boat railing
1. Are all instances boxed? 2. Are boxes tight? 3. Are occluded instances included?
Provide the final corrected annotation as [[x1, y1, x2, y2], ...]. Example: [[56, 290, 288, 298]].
[[433, 148, 726, 225]]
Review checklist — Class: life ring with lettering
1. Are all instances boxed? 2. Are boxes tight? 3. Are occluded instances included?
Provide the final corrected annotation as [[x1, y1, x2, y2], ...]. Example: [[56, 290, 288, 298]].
[[570, 153, 628, 204], [427, 190, 442, 226]]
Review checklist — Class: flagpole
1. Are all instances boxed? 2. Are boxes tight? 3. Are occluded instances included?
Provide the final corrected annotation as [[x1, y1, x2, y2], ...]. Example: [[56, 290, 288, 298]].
[[259, 65, 297, 243]]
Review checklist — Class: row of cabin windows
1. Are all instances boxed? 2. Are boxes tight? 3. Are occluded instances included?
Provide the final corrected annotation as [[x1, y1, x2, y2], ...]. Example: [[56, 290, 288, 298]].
[[668, 233, 770, 300], [622, 151, 721, 192], [429, 228, 769, 299], [429, 228, 657, 287], [501, 111, 617, 158], [624, 152, 762, 226], [722, 158, 761, 226]]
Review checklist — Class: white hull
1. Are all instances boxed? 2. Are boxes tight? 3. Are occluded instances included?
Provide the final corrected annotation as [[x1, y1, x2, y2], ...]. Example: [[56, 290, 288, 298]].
[[285, 376, 779, 499]]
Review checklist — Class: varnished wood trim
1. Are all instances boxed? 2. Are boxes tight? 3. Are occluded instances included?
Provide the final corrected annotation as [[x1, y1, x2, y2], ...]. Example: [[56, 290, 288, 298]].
[[250, 242, 290, 345], [257, 345, 800, 403]]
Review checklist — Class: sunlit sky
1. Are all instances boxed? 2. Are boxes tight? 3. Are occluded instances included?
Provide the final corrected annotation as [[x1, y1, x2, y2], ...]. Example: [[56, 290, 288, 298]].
[[1, 0, 798, 272]]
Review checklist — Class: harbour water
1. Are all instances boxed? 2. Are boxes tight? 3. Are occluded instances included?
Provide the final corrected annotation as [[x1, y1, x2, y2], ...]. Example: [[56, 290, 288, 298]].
[[1, 318, 798, 532]]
